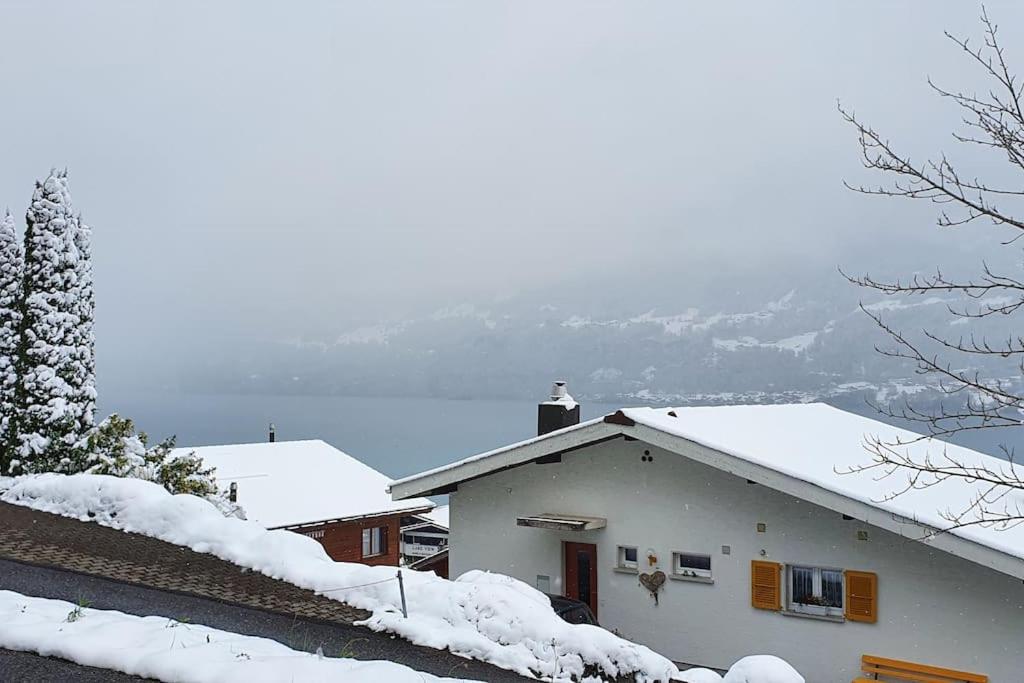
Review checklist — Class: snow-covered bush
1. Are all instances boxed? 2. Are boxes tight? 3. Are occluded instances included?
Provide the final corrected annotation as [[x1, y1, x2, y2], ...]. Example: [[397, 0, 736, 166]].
[[82, 414, 162, 479], [80, 414, 238, 515]]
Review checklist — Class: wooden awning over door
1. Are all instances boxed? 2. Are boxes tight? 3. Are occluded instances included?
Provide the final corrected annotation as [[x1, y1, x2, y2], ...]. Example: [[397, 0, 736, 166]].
[[515, 514, 607, 531]]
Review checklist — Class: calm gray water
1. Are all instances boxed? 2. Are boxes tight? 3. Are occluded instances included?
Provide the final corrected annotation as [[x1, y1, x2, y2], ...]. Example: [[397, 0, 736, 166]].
[[99, 391, 1013, 485], [99, 392, 621, 480]]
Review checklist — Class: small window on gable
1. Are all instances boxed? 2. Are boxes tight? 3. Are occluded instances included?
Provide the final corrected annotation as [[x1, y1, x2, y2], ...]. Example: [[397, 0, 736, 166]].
[[788, 565, 843, 617], [617, 546, 638, 570], [673, 552, 712, 579]]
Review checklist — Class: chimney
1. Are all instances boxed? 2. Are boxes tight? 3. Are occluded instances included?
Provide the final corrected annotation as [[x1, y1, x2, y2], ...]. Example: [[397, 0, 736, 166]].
[[268, 423, 276, 443], [537, 380, 581, 436], [229, 481, 238, 503]]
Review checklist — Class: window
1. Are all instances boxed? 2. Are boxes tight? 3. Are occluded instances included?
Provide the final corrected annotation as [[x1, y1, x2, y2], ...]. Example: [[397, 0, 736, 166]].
[[616, 546, 638, 570], [362, 526, 387, 558], [788, 565, 843, 617], [673, 552, 712, 579]]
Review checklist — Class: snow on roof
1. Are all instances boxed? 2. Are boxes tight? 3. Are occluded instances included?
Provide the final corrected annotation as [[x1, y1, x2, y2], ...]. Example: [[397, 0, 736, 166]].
[[623, 404, 1024, 562], [392, 403, 1024, 572], [422, 504, 449, 529], [174, 440, 433, 529]]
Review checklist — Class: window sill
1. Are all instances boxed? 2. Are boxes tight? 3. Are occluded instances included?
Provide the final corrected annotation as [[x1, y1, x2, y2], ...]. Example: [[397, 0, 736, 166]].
[[362, 553, 386, 559], [781, 609, 845, 623], [613, 566, 639, 575], [669, 574, 714, 585]]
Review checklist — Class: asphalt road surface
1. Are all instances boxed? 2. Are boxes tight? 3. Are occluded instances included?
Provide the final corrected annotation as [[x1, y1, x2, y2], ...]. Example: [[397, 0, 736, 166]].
[[0, 649, 152, 682]]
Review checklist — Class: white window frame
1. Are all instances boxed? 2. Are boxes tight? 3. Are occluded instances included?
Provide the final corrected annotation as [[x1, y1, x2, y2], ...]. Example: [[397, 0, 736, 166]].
[[362, 526, 386, 558], [786, 564, 844, 618], [616, 545, 638, 570], [672, 551, 712, 579]]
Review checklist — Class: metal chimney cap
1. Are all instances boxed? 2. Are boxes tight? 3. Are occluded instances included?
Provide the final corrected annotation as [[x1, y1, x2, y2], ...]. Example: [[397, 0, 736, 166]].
[[550, 380, 568, 401]]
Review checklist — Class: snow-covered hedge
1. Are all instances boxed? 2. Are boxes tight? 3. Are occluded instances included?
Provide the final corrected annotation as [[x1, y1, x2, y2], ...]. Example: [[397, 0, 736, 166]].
[[78, 414, 238, 516], [0, 473, 676, 682]]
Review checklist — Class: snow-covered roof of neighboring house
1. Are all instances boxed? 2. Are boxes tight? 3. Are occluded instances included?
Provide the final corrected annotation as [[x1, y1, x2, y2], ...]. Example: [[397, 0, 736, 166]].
[[174, 440, 433, 529], [422, 504, 449, 529], [390, 403, 1024, 579]]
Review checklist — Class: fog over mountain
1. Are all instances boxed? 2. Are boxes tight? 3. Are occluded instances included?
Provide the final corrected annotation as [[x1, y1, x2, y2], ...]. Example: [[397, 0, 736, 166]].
[[183, 251, 1020, 403], [2, 2, 1022, 418]]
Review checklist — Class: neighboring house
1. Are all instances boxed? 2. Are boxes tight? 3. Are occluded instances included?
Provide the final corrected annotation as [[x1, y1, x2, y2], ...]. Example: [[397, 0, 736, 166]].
[[175, 440, 433, 566], [390, 390, 1024, 682], [400, 505, 449, 575], [409, 547, 449, 578]]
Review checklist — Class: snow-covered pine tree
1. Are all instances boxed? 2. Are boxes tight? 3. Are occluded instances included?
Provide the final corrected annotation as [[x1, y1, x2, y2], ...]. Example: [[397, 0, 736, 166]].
[[12, 170, 94, 473], [0, 210, 23, 473], [70, 211, 96, 439]]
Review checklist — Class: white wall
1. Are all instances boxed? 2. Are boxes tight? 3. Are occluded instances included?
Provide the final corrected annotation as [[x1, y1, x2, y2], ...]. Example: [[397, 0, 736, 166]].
[[449, 438, 1024, 682]]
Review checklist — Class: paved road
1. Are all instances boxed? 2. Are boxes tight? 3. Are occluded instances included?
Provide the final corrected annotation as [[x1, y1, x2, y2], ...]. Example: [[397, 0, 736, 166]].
[[0, 558, 530, 682], [0, 649, 152, 682]]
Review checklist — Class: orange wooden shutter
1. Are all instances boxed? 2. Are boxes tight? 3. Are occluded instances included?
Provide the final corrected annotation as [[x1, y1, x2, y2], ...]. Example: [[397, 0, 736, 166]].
[[845, 570, 877, 623], [751, 560, 781, 610]]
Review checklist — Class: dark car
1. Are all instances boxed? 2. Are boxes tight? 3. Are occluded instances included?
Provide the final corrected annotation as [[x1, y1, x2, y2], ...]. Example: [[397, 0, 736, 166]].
[[546, 594, 598, 626]]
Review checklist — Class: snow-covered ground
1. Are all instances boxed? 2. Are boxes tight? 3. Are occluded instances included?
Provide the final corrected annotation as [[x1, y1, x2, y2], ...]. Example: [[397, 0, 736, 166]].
[[0, 473, 676, 682], [0, 590, 473, 683], [0, 473, 805, 683], [675, 655, 803, 683]]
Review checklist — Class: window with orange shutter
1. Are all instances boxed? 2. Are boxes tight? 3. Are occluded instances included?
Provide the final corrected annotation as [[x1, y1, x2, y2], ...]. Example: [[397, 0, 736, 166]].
[[750, 560, 781, 610], [844, 570, 878, 623]]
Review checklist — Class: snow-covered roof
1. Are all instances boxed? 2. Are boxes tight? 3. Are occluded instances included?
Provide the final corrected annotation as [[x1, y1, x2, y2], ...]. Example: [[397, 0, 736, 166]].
[[422, 504, 449, 529], [175, 440, 433, 529], [390, 403, 1024, 579]]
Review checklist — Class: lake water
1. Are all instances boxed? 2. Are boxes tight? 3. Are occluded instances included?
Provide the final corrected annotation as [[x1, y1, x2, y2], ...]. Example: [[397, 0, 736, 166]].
[[100, 392, 621, 481], [99, 391, 1012, 486]]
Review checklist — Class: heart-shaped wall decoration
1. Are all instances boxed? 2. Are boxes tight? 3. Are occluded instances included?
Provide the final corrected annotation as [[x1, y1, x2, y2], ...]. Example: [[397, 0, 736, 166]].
[[639, 570, 666, 605]]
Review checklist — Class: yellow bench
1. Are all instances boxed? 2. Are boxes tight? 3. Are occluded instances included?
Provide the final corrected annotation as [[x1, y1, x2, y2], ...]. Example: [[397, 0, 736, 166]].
[[854, 654, 988, 683]]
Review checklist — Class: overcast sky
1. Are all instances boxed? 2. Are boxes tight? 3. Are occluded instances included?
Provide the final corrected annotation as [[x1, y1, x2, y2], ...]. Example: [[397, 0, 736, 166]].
[[2, 2, 1022, 368]]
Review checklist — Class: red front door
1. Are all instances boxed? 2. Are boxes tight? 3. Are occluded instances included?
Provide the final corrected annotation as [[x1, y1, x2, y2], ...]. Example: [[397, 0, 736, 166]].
[[563, 541, 598, 618]]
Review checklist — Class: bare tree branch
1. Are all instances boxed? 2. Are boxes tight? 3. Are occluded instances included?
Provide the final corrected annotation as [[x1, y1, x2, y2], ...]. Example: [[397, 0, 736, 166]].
[[840, 6, 1024, 537]]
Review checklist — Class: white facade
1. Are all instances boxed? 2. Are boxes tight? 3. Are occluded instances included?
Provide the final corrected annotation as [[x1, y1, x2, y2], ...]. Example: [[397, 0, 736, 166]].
[[448, 437, 1024, 682]]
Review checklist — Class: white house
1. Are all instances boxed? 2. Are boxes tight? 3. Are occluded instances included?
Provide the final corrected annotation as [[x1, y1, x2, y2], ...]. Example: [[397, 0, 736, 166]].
[[175, 439, 433, 566], [400, 505, 450, 577], [389, 400, 1024, 682], [401, 506, 449, 560]]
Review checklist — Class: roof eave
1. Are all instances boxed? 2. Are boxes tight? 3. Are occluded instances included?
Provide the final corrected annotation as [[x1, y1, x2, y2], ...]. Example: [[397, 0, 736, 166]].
[[273, 504, 434, 531], [389, 421, 625, 499]]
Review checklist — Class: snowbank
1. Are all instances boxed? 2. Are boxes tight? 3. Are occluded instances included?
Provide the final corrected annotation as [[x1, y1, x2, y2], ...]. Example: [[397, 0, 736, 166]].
[[721, 655, 804, 683], [0, 590, 470, 682], [0, 473, 677, 682], [676, 668, 723, 682], [673, 655, 804, 683]]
